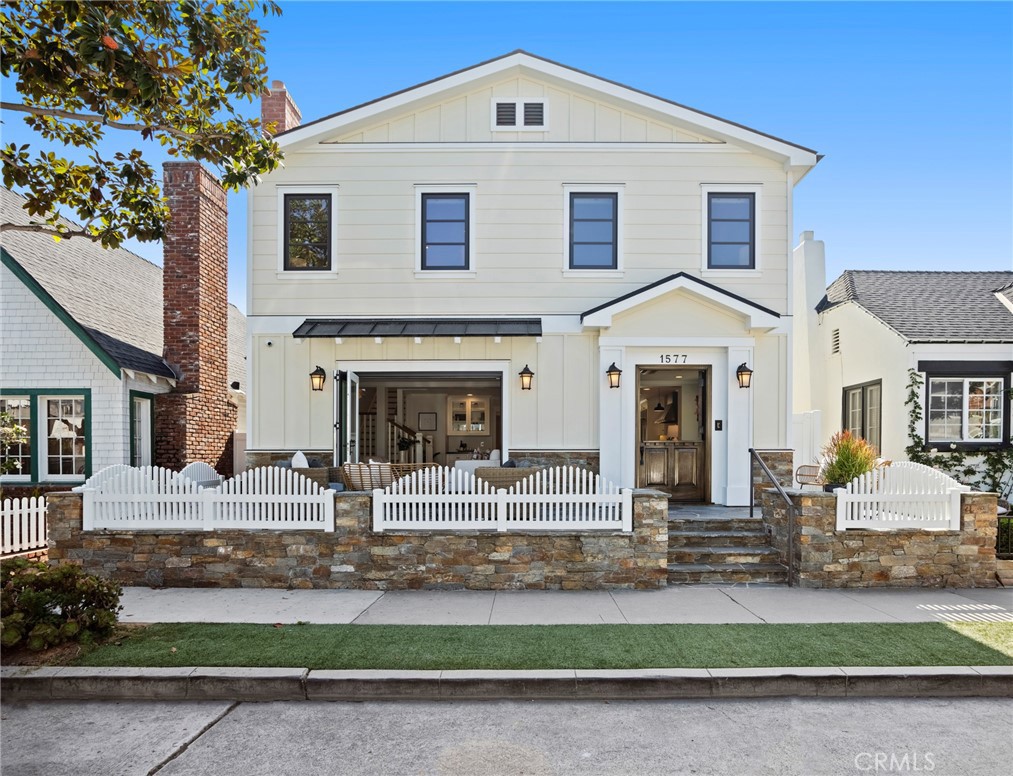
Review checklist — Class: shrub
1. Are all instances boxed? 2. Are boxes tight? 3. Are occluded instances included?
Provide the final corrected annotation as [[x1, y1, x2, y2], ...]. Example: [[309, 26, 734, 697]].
[[0, 558, 121, 652], [819, 431, 881, 485]]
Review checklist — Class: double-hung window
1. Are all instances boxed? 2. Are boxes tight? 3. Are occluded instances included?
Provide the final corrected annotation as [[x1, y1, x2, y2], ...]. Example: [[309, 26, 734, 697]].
[[927, 378, 1005, 444], [0, 397, 32, 481], [566, 190, 621, 271], [843, 381, 882, 453], [421, 193, 470, 270], [707, 193, 755, 269]]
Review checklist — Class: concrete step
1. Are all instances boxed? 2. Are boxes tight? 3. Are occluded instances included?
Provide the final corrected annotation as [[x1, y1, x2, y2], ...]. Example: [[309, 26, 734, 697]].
[[668, 546, 782, 566], [667, 529, 770, 548], [667, 562, 788, 585]]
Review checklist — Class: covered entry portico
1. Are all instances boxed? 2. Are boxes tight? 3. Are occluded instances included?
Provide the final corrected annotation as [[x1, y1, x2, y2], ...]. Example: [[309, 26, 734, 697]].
[[583, 273, 786, 506]]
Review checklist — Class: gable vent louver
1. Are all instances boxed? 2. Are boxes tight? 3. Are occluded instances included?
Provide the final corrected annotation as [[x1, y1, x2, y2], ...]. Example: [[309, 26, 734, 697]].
[[831, 328, 840, 354], [495, 102, 517, 127], [523, 102, 545, 127]]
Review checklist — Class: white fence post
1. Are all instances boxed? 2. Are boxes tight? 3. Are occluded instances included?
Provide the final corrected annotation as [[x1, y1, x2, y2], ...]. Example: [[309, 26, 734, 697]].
[[372, 488, 384, 533], [496, 489, 507, 532], [621, 488, 633, 532]]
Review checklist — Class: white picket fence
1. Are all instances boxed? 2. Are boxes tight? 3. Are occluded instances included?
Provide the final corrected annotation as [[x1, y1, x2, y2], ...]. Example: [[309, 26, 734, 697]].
[[373, 466, 633, 533], [81, 465, 334, 532], [1, 497, 47, 555], [835, 462, 970, 531]]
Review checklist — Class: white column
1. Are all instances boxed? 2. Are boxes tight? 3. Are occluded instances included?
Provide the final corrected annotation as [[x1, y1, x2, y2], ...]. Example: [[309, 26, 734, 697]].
[[725, 346, 754, 506], [598, 346, 624, 486]]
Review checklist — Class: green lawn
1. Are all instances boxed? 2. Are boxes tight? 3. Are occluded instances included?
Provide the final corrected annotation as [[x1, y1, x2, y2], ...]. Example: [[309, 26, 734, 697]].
[[73, 622, 1013, 670]]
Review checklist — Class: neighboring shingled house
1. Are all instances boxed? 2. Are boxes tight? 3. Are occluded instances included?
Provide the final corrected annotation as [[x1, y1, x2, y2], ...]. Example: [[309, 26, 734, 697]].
[[802, 257, 1013, 461], [1, 180, 246, 491]]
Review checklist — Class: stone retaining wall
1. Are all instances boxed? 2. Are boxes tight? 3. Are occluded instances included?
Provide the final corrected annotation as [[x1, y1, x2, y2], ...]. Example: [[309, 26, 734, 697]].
[[751, 450, 793, 506], [760, 489, 997, 588], [46, 489, 668, 590]]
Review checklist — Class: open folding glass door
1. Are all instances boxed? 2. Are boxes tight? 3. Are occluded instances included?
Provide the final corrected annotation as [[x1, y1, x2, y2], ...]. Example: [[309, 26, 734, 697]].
[[334, 369, 361, 465]]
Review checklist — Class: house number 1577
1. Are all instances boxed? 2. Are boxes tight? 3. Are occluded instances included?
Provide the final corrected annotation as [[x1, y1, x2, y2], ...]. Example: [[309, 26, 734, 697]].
[[660, 354, 688, 364]]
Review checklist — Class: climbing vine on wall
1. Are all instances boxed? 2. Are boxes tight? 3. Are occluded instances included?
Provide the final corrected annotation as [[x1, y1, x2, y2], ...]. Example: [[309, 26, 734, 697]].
[[905, 368, 1013, 501]]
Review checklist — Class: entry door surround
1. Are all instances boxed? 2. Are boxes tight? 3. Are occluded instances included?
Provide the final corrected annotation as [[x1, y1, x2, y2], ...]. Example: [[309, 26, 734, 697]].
[[598, 340, 754, 506]]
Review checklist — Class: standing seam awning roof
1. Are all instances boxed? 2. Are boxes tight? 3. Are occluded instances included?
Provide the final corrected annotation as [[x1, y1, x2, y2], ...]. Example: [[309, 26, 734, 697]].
[[293, 318, 542, 338]]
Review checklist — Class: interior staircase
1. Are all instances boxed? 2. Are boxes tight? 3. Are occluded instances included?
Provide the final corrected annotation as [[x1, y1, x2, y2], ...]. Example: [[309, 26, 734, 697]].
[[667, 505, 788, 584]]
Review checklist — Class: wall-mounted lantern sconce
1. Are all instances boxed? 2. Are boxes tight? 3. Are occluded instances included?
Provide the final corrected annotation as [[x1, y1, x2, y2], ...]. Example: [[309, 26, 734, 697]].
[[736, 362, 753, 389], [310, 365, 327, 392], [606, 362, 622, 389], [518, 364, 534, 391]]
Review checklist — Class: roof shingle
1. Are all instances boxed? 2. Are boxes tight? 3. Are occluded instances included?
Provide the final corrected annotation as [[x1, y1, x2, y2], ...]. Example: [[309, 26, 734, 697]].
[[817, 270, 1013, 343]]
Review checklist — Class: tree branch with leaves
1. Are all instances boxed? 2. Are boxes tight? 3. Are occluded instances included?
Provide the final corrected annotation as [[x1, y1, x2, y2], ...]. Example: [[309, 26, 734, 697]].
[[1, 0, 285, 248]]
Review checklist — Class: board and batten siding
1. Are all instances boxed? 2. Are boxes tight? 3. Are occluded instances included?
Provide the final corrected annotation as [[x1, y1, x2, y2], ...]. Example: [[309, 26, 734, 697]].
[[249, 146, 790, 318], [327, 77, 723, 145], [251, 332, 598, 453], [0, 262, 172, 476]]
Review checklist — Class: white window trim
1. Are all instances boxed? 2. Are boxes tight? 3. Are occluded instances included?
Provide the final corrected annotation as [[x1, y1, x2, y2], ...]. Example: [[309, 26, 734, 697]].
[[38, 394, 87, 483], [0, 396, 31, 483], [927, 377, 1005, 444], [700, 183, 762, 276], [490, 99, 548, 131], [414, 184, 478, 278], [132, 396, 153, 468], [275, 185, 340, 277], [562, 183, 625, 277]]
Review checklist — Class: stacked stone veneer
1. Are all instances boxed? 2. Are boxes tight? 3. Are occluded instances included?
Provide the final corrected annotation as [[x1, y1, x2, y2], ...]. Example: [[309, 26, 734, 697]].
[[155, 163, 237, 476], [750, 450, 793, 506], [502, 451, 600, 473], [760, 489, 998, 588], [46, 490, 668, 590]]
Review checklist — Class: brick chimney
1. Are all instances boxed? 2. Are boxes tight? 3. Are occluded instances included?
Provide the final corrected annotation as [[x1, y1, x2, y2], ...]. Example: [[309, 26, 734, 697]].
[[261, 79, 301, 136], [154, 162, 237, 475]]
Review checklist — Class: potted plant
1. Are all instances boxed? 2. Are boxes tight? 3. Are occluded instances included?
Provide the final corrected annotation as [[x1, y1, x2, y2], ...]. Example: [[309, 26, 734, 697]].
[[818, 431, 881, 492]]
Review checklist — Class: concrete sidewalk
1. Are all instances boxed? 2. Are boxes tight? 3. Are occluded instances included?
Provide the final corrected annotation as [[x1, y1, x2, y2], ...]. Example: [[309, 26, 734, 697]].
[[118, 585, 1013, 626]]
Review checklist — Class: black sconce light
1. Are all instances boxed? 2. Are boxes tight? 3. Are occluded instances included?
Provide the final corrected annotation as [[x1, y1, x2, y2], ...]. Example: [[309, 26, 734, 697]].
[[309, 365, 327, 392], [736, 362, 753, 389], [518, 364, 534, 391], [606, 362, 622, 389]]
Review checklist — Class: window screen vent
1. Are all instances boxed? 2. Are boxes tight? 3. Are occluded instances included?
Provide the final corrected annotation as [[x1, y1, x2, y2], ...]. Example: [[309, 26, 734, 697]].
[[495, 102, 517, 127], [523, 102, 545, 127], [831, 328, 840, 354]]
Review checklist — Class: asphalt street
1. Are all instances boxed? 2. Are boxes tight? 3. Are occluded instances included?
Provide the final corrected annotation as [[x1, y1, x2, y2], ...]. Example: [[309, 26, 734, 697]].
[[2, 697, 1009, 776]]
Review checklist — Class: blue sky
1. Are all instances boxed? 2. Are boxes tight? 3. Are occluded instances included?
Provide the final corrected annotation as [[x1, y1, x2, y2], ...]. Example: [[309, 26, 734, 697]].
[[5, 1, 1012, 310]]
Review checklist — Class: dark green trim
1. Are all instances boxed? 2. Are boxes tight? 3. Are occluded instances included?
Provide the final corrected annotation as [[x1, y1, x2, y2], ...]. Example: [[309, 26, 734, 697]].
[[0, 388, 92, 483], [128, 390, 156, 466], [1, 248, 122, 377]]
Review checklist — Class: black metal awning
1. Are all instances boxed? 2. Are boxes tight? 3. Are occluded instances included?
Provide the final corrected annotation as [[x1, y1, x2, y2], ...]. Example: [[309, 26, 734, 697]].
[[292, 318, 542, 338]]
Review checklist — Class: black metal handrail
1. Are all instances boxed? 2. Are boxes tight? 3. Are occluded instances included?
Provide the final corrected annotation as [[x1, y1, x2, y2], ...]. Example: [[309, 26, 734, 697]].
[[748, 447, 796, 587]]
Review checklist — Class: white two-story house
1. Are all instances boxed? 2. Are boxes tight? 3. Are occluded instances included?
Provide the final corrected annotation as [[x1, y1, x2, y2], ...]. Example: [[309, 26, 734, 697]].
[[246, 51, 820, 506]]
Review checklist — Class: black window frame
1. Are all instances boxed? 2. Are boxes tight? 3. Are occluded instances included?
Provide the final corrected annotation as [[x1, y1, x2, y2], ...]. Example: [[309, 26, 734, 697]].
[[569, 192, 618, 270], [919, 360, 1012, 451], [283, 193, 332, 272], [841, 380, 882, 453], [421, 193, 470, 271], [707, 192, 755, 269]]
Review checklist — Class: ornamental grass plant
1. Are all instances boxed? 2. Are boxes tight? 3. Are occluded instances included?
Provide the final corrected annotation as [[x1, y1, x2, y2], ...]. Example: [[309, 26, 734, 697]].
[[819, 431, 880, 486]]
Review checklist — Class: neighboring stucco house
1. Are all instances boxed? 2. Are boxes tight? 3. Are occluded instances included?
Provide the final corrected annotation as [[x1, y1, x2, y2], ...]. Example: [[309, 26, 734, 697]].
[[794, 231, 1012, 463], [247, 51, 821, 506], [0, 178, 247, 491]]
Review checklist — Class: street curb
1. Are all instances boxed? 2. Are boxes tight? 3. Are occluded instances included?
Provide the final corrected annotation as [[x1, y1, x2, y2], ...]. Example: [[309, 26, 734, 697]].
[[2, 666, 1010, 702]]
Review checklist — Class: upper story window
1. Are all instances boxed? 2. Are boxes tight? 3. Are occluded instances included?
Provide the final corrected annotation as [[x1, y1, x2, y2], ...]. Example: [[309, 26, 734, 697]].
[[707, 193, 755, 269], [569, 193, 618, 270], [283, 193, 332, 271], [421, 193, 470, 270], [491, 100, 546, 130]]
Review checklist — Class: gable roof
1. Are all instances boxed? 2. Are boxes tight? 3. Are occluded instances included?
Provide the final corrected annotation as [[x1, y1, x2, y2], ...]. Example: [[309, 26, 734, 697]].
[[581, 272, 781, 330], [817, 270, 1013, 343], [278, 50, 820, 167], [1, 187, 246, 386]]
